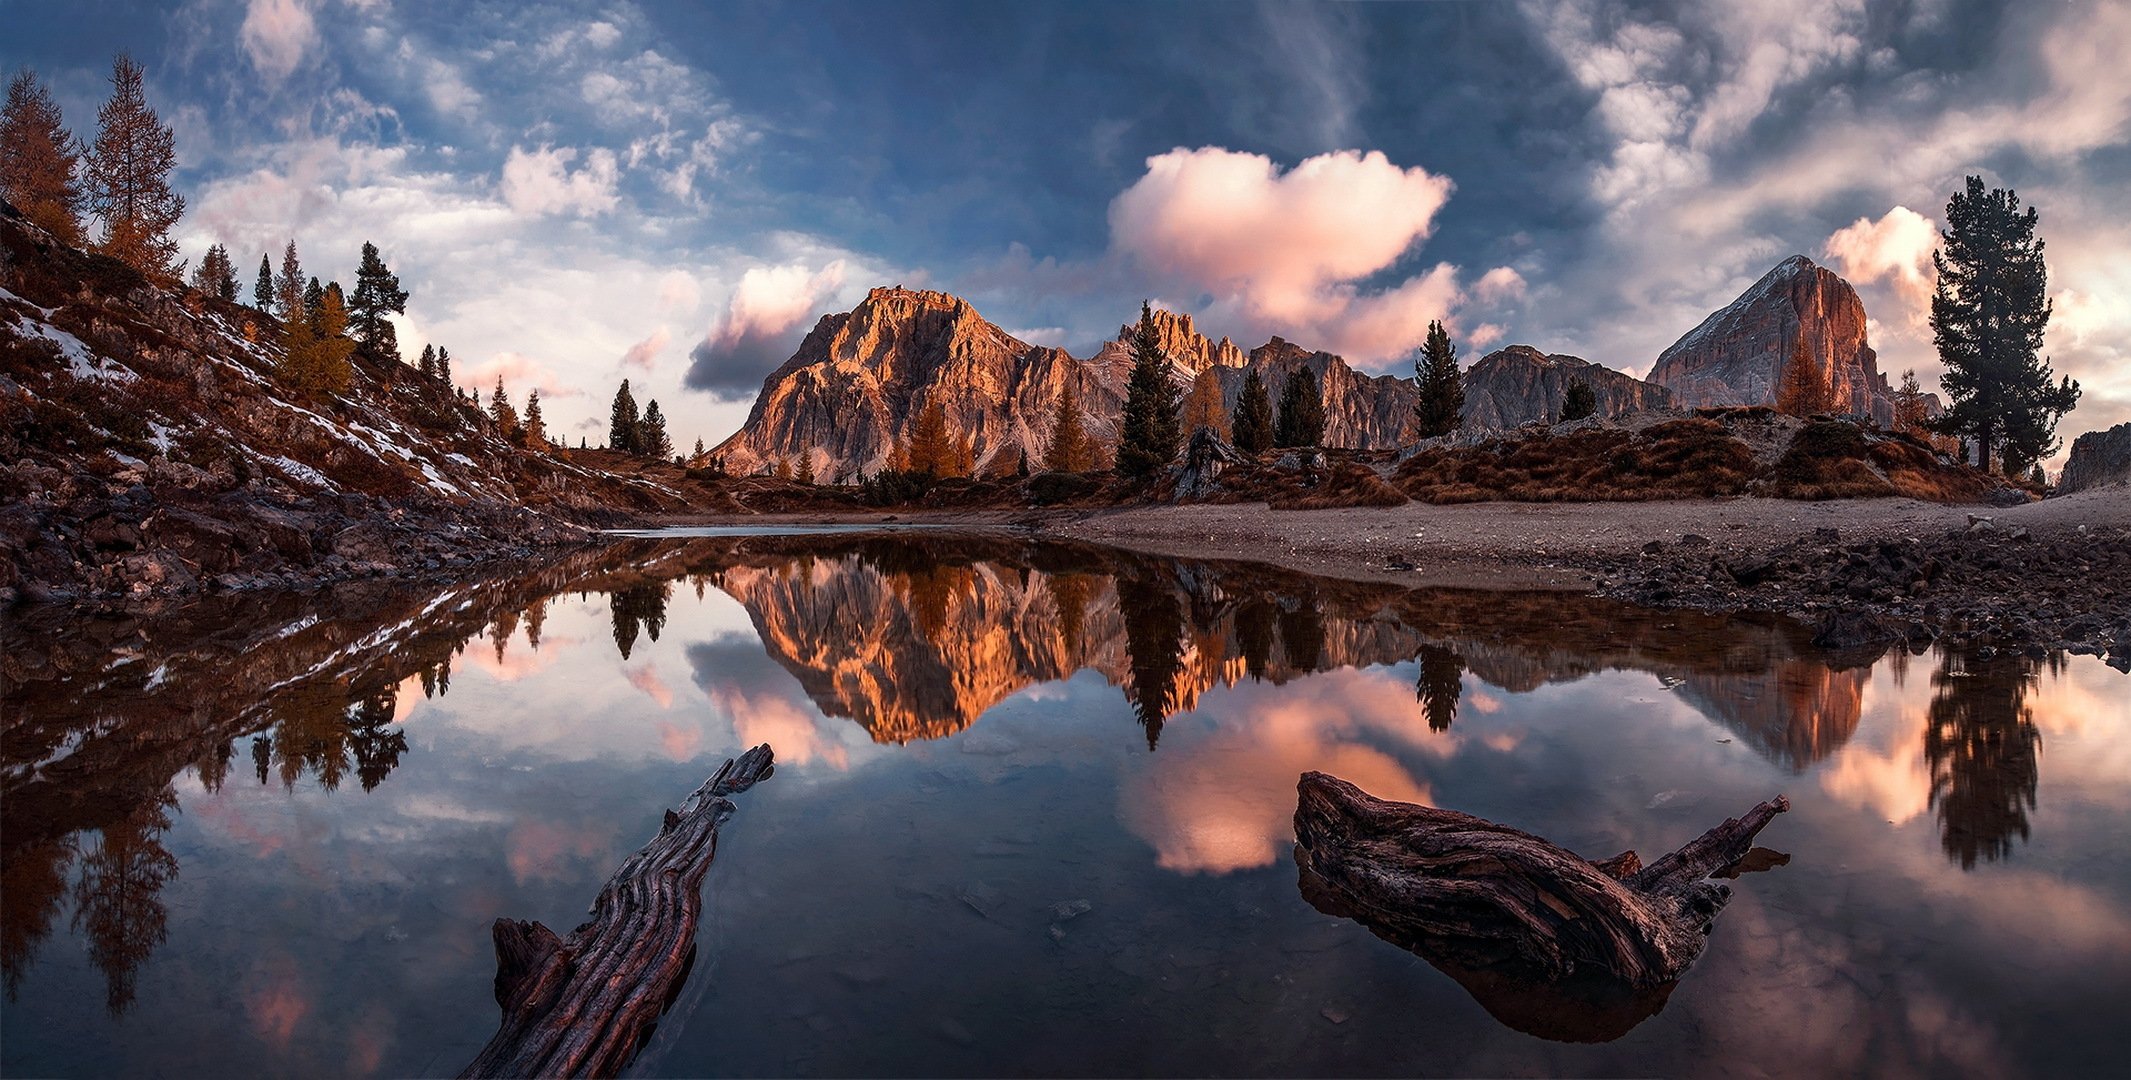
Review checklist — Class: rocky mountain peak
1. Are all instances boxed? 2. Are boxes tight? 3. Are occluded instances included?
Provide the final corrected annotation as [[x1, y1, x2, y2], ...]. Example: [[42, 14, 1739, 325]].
[[1094, 306, 1247, 374], [1462, 345, 1672, 428]]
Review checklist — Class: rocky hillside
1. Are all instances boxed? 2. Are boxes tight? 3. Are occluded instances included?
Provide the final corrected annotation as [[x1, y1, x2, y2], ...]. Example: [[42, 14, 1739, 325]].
[[2059, 421, 2131, 493], [1649, 255, 1931, 425], [0, 199, 711, 605], [1461, 345, 1671, 427]]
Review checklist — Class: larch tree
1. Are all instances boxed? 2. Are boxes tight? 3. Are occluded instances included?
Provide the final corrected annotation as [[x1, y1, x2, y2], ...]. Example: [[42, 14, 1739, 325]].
[[952, 433, 976, 478], [84, 54, 184, 280], [1180, 366, 1230, 440], [1411, 320, 1464, 438], [795, 452, 815, 486], [1929, 176, 2080, 475], [282, 278, 353, 394], [1231, 368, 1275, 454], [349, 241, 408, 366], [523, 389, 547, 448], [907, 400, 955, 476], [1893, 370, 1931, 436], [274, 241, 305, 324], [1560, 379, 1598, 422], [1044, 382, 1094, 472], [253, 253, 273, 311], [489, 376, 519, 437], [0, 68, 86, 246], [190, 243, 238, 301], [1115, 301, 1182, 479], [1275, 366, 1326, 448], [638, 398, 673, 459], [1776, 335, 1834, 417], [609, 379, 640, 452]]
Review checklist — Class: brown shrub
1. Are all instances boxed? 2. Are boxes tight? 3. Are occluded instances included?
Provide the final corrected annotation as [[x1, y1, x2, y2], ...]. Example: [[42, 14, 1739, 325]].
[[1269, 461, 1409, 510]]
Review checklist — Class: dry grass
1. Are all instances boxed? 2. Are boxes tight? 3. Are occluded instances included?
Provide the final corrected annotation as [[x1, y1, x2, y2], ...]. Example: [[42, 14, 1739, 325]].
[[1267, 460, 1410, 510], [1396, 420, 1758, 502]]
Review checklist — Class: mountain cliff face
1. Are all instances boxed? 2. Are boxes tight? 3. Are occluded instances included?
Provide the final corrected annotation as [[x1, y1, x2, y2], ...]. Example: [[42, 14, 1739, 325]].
[[1461, 346, 1672, 428], [1649, 255, 1898, 424], [2059, 421, 2131, 493], [715, 290, 1430, 480]]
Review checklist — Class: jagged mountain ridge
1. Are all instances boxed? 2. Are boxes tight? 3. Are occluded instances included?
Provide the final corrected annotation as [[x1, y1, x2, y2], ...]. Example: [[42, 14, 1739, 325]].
[[1461, 346, 1673, 428]]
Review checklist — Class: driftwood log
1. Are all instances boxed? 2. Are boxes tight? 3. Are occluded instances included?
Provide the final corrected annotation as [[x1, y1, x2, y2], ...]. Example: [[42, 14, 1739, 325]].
[[462, 744, 775, 1079], [1294, 771, 1786, 1038]]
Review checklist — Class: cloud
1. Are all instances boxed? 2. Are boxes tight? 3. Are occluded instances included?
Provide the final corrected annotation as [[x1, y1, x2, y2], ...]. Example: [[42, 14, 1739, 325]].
[[239, 0, 317, 84], [1474, 266, 1528, 304], [1468, 323, 1507, 350], [461, 351, 583, 399], [685, 260, 848, 399], [620, 326, 670, 371], [500, 144, 620, 217], [1107, 147, 1459, 362], [1824, 206, 1938, 311]]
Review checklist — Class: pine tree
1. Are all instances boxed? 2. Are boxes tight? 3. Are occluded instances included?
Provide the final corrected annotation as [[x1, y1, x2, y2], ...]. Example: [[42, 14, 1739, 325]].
[[795, 452, 815, 485], [253, 253, 273, 311], [523, 389, 547, 447], [1116, 301, 1182, 478], [349, 241, 407, 365], [1560, 379, 1598, 422], [274, 240, 304, 323], [303, 276, 324, 327], [1411, 320, 1464, 437], [1893, 369, 1930, 436], [692, 437, 705, 460], [84, 54, 184, 279], [638, 398, 672, 459], [1930, 177, 2080, 475], [281, 276, 353, 394], [907, 400, 954, 476], [1231, 368, 1274, 454], [1776, 334, 1834, 417], [609, 379, 640, 453], [417, 343, 437, 381], [435, 345, 452, 390], [1180, 366, 1230, 440], [1044, 382, 1094, 472], [1275, 366, 1325, 447], [489, 376, 519, 437], [191, 243, 238, 300], [0, 69, 86, 246]]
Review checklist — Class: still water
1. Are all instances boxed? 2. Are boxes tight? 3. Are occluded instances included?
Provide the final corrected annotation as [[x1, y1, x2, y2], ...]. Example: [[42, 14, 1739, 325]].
[[3, 532, 2127, 1077]]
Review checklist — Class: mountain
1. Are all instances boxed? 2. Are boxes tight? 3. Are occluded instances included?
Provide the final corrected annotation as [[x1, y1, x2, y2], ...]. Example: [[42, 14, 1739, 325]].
[[715, 289, 1430, 480], [1648, 255, 1902, 424], [2059, 421, 2131, 493], [1460, 345, 1672, 428]]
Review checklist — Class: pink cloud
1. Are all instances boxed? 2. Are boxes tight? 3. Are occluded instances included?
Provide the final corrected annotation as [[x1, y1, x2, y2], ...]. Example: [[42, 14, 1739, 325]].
[[625, 662, 676, 709], [500, 144, 620, 217], [1474, 266, 1528, 304], [1467, 323, 1507, 350], [1825, 206, 1938, 312], [462, 351, 584, 399], [620, 326, 671, 371]]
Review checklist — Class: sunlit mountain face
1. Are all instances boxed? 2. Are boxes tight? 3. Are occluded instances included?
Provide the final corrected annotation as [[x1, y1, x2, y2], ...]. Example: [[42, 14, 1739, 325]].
[[4, 533, 2127, 1076]]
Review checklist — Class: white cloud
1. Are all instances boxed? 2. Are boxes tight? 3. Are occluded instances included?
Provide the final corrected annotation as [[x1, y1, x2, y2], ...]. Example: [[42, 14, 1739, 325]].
[[239, 0, 317, 84], [500, 145, 621, 217], [620, 326, 671, 371], [1467, 323, 1507, 350], [1474, 266, 1528, 305], [1825, 206, 1939, 323]]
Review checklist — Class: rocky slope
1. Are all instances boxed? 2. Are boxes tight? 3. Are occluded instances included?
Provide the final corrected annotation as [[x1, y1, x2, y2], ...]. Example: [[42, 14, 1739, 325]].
[[1461, 345, 1672, 427], [2059, 421, 2131, 493], [1649, 255, 1925, 425], [0, 199, 711, 606]]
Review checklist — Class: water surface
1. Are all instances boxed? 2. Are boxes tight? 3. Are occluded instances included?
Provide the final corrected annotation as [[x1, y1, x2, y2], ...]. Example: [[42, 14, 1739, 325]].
[[4, 532, 2126, 1077]]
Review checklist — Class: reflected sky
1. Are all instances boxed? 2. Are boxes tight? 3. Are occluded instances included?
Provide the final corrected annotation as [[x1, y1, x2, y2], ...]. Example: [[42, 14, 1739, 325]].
[[3, 534, 2127, 1078]]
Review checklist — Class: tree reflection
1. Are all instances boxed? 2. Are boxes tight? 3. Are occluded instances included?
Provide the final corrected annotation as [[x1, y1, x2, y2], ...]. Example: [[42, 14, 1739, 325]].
[[1278, 601, 1325, 671], [1, 837, 75, 1002], [1235, 599, 1277, 680], [250, 685, 411, 794], [610, 583, 671, 660], [70, 788, 179, 1015], [1416, 645, 1466, 733], [1120, 572, 1187, 751], [1925, 646, 2044, 869]]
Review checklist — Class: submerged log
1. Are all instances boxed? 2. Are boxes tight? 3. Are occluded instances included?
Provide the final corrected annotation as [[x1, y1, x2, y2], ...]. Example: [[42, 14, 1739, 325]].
[[1294, 771, 1787, 996], [462, 744, 776, 1079]]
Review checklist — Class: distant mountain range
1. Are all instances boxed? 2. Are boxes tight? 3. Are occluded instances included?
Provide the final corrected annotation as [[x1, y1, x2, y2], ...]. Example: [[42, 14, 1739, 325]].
[[714, 255, 1916, 481]]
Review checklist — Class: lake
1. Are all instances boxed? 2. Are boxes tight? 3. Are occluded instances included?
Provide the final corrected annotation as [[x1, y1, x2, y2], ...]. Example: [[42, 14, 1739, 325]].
[[4, 531, 2127, 1077]]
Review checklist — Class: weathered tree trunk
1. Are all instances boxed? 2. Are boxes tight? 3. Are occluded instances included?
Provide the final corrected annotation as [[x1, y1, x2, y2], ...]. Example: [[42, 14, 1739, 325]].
[[462, 744, 775, 1079], [1294, 771, 1786, 991]]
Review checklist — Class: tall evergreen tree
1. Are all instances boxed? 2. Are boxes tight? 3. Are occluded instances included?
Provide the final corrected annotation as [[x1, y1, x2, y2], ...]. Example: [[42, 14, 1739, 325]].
[[417, 343, 437, 381], [435, 345, 452, 390], [609, 379, 640, 452], [1893, 369, 1931, 435], [1275, 366, 1325, 447], [84, 54, 184, 279], [523, 389, 547, 448], [1411, 320, 1464, 437], [0, 68, 86, 246], [1776, 335, 1834, 416], [349, 241, 407, 364], [638, 398, 673, 459], [190, 243, 238, 300], [274, 240, 304, 323], [1930, 177, 2079, 475], [1560, 379, 1598, 422], [1044, 382, 1094, 472], [281, 276, 353, 394], [692, 437, 705, 460], [907, 399, 955, 475], [795, 452, 815, 485], [489, 376, 519, 436], [1180, 366, 1230, 440], [1231, 368, 1275, 454], [252, 253, 273, 310], [1116, 301, 1182, 479]]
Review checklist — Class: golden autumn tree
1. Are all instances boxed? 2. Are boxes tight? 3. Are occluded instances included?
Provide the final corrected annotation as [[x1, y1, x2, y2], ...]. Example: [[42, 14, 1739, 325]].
[[1043, 382, 1094, 472], [907, 400, 955, 476], [0, 69, 86, 245], [84, 54, 184, 280], [1181, 367, 1230, 440], [1776, 335, 1834, 417]]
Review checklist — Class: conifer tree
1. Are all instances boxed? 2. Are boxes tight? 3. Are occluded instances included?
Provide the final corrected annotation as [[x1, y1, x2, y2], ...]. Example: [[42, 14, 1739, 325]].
[[274, 241, 305, 323], [349, 241, 407, 364], [253, 253, 273, 311], [418, 343, 437, 381], [489, 376, 519, 437], [1776, 335, 1834, 417], [1181, 366, 1230, 440], [0, 69, 86, 246], [281, 277, 353, 394], [302, 276, 324, 327], [885, 436, 911, 474], [1893, 370, 1930, 436], [523, 389, 547, 448], [1275, 366, 1325, 447], [692, 437, 705, 460], [1411, 320, 1464, 438], [952, 433, 975, 478], [1560, 379, 1598, 422], [1231, 368, 1274, 454], [84, 54, 184, 279], [907, 400, 954, 476], [638, 398, 673, 459], [435, 345, 452, 389], [609, 379, 640, 453], [795, 452, 815, 485], [1044, 382, 1093, 472], [1929, 177, 2080, 474], [1116, 301, 1182, 478]]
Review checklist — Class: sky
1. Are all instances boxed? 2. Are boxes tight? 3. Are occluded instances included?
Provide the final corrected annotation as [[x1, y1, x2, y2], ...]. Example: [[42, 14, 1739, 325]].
[[5, 0, 2127, 458]]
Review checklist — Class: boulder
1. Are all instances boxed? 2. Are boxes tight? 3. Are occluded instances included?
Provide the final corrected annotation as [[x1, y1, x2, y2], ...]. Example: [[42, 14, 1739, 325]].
[[2059, 422, 2131, 494]]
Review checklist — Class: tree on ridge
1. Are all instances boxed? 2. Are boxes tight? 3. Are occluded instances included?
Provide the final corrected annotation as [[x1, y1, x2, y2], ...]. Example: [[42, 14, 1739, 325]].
[[1411, 320, 1464, 438], [84, 54, 184, 279], [0, 68, 87, 246]]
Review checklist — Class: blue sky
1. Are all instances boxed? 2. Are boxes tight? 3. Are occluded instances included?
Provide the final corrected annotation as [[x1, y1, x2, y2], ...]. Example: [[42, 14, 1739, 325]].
[[5, 0, 2127, 455]]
